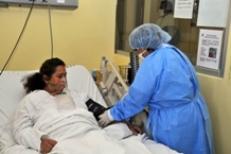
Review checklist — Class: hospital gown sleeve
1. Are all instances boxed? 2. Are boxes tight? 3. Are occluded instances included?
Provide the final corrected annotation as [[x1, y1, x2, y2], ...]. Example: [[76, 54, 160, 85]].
[[13, 96, 44, 151], [110, 53, 164, 121]]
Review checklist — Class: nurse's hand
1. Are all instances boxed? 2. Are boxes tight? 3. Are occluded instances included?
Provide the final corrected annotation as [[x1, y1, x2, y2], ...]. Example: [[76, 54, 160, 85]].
[[40, 135, 57, 154], [126, 123, 143, 135], [99, 111, 112, 127]]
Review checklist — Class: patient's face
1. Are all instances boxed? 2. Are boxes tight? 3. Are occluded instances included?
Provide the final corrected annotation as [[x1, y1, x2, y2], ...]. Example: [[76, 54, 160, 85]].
[[46, 65, 67, 95]]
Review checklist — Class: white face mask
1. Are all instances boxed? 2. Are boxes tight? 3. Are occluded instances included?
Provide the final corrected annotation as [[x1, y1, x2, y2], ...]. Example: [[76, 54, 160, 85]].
[[138, 50, 146, 64], [138, 54, 145, 64]]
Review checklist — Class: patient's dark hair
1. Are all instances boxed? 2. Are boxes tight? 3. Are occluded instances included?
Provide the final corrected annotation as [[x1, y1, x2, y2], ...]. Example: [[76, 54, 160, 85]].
[[24, 57, 65, 93]]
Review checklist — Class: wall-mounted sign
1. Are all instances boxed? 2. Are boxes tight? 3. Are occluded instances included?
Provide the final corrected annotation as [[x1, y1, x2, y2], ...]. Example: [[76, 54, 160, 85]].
[[196, 29, 223, 70], [174, 0, 195, 19]]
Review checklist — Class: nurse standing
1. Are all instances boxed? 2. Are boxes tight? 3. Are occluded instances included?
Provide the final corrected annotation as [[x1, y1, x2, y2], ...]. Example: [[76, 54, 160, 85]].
[[99, 23, 214, 154]]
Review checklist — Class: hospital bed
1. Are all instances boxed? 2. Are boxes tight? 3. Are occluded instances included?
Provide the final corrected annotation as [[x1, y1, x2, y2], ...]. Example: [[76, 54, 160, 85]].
[[96, 57, 148, 128], [0, 65, 180, 154]]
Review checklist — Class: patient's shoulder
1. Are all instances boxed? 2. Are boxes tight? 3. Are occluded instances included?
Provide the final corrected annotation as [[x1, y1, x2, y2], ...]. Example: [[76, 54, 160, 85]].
[[21, 90, 51, 104], [26, 90, 50, 98]]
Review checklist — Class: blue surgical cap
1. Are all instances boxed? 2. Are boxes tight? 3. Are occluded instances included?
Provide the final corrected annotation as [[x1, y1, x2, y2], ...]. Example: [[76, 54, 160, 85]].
[[129, 23, 172, 50]]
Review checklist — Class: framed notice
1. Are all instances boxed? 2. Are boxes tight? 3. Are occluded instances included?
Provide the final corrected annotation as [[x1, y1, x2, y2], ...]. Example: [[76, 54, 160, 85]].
[[196, 29, 223, 70]]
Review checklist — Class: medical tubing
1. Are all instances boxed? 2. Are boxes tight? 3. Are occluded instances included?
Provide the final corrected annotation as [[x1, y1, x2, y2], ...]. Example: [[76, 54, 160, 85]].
[[0, 0, 35, 76]]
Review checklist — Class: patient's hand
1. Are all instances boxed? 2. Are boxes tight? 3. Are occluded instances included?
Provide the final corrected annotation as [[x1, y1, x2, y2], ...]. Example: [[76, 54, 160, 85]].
[[40, 136, 57, 154]]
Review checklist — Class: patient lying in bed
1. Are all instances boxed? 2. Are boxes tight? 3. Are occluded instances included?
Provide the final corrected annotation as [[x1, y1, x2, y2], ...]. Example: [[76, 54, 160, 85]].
[[12, 57, 179, 154], [14, 89, 150, 154]]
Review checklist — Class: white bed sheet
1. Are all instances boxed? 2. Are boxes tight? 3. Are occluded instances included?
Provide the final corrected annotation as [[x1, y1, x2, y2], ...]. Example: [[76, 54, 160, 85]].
[[0, 65, 180, 154]]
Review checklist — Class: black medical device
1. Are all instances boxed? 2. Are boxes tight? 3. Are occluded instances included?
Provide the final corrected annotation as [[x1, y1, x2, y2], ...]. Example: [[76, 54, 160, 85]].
[[86, 99, 110, 121]]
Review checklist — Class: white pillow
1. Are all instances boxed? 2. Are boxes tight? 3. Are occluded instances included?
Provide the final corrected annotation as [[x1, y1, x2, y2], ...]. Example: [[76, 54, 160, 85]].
[[0, 122, 15, 152], [0, 71, 29, 152]]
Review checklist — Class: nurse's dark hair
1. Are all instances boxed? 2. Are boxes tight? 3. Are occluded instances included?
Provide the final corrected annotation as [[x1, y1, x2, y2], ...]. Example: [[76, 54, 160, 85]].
[[23, 57, 65, 94]]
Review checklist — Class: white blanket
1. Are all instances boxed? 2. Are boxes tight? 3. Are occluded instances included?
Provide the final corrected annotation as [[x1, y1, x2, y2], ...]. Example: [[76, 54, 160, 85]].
[[35, 109, 153, 154], [11, 89, 180, 154], [36, 109, 178, 154], [12, 90, 154, 154]]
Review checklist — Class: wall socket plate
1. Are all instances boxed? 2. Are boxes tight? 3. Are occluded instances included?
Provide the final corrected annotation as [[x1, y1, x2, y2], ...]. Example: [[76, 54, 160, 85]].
[[0, 0, 78, 9]]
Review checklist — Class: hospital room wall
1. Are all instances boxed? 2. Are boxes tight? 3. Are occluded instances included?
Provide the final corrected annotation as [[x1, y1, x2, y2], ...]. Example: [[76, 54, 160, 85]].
[[197, 23, 231, 154], [0, 0, 117, 70]]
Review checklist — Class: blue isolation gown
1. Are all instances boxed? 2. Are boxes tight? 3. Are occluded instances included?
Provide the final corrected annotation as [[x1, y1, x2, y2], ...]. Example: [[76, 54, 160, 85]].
[[109, 44, 213, 154]]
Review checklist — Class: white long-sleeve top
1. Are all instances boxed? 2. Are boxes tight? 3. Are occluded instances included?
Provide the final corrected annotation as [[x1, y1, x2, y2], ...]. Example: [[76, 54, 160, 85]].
[[13, 89, 90, 151]]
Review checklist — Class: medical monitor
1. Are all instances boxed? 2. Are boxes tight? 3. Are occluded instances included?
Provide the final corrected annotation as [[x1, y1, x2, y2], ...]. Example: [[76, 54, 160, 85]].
[[0, 0, 78, 9]]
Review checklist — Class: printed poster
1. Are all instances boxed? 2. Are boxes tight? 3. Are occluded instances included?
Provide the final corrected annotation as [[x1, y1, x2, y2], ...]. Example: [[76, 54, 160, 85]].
[[174, 0, 195, 19], [196, 29, 223, 70]]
